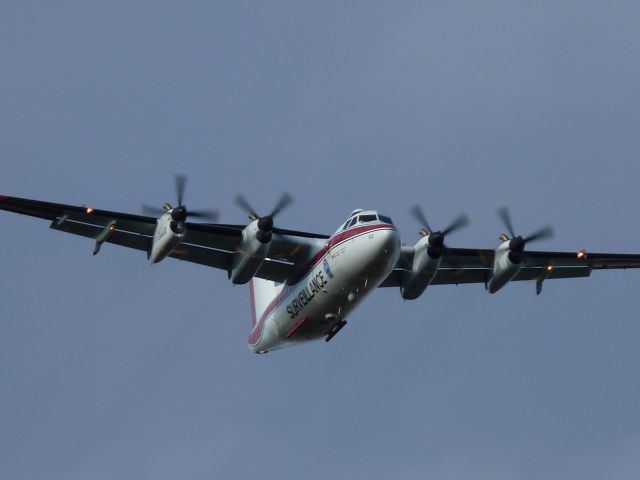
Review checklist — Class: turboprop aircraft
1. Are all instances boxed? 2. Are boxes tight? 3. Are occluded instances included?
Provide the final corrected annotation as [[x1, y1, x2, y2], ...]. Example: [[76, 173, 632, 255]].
[[2, 176, 640, 353]]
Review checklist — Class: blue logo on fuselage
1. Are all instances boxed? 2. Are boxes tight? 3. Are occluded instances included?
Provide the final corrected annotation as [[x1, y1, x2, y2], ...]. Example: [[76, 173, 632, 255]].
[[323, 258, 334, 279]]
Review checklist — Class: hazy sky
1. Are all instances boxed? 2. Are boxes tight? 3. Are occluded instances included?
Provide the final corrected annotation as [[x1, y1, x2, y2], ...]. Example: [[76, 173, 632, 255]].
[[2, 1, 640, 478]]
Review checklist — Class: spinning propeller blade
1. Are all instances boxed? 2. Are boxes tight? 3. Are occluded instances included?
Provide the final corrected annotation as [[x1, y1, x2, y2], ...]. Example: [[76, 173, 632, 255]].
[[410, 205, 470, 240], [524, 225, 554, 243], [141, 204, 166, 217], [187, 209, 219, 222], [410, 205, 433, 235], [442, 213, 471, 236], [497, 207, 516, 239], [235, 192, 294, 242], [235, 193, 294, 225], [271, 192, 293, 217], [496, 207, 554, 251], [234, 194, 259, 220], [142, 174, 219, 222], [175, 174, 186, 207], [410, 205, 470, 260]]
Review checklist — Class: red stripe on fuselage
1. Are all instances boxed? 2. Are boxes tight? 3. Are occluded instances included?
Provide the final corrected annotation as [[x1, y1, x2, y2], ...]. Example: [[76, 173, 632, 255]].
[[248, 224, 394, 347], [286, 316, 308, 338]]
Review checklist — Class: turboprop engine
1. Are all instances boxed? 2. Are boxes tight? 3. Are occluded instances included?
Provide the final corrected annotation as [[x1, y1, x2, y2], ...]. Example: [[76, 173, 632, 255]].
[[486, 207, 553, 293], [230, 192, 293, 284], [401, 205, 470, 300], [143, 174, 218, 264], [149, 210, 184, 263]]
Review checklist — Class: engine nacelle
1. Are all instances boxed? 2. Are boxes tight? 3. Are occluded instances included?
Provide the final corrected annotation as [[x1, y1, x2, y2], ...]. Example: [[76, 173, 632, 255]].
[[486, 240, 523, 293], [149, 214, 184, 263], [230, 219, 271, 284], [401, 235, 443, 300]]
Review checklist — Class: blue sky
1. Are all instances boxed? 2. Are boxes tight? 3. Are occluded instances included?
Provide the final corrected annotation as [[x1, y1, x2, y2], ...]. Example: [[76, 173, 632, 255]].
[[2, 1, 640, 478]]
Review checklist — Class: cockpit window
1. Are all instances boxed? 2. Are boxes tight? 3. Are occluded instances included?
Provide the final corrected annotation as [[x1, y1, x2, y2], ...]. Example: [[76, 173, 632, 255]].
[[378, 215, 393, 225], [358, 214, 377, 223], [347, 217, 358, 228]]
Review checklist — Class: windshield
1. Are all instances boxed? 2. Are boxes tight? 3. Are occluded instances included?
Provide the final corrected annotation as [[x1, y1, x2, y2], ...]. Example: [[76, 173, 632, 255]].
[[358, 214, 377, 223]]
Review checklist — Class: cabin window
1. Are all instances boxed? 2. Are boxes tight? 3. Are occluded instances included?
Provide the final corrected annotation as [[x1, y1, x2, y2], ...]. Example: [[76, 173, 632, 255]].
[[358, 214, 377, 223]]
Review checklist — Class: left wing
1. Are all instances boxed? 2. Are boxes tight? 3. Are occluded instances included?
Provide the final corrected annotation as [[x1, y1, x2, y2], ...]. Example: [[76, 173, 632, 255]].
[[381, 246, 640, 289], [0, 195, 328, 283]]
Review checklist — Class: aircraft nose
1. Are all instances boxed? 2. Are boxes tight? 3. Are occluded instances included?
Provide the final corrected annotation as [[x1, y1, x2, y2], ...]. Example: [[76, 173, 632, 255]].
[[365, 226, 401, 270], [377, 226, 400, 251]]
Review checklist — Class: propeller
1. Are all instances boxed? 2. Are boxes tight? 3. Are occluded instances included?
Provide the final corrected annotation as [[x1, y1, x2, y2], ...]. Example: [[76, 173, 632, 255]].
[[142, 174, 219, 223], [497, 207, 553, 261], [410, 205, 470, 258], [235, 192, 293, 243]]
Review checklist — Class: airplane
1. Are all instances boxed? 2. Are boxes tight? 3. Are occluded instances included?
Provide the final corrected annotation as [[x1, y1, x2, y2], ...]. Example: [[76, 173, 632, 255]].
[[2, 176, 640, 354]]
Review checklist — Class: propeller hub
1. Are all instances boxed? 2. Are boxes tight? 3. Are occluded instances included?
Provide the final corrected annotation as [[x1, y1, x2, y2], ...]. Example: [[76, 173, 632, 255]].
[[509, 236, 525, 253], [428, 231, 444, 248], [258, 215, 274, 232], [171, 206, 188, 222]]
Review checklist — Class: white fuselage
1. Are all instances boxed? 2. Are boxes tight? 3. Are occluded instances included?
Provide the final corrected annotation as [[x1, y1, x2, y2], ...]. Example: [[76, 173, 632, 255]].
[[248, 221, 400, 353]]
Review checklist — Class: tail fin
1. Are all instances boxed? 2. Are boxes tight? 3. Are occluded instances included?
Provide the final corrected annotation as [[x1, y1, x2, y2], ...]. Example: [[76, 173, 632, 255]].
[[249, 278, 283, 326]]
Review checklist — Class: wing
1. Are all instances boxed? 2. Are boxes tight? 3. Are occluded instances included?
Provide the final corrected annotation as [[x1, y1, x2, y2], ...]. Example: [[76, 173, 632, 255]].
[[0, 195, 328, 283], [381, 246, 640, 289]]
